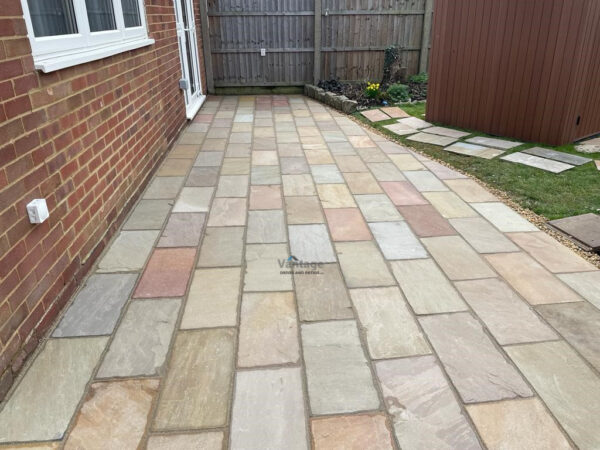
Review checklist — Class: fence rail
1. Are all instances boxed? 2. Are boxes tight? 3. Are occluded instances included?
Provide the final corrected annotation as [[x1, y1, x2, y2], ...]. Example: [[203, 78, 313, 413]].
[[200, 0, 434, 90]]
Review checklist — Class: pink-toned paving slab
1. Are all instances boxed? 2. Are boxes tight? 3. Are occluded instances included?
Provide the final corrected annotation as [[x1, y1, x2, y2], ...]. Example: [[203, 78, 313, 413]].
[[134, 248, 196, 298], [360, 109, 391, 122], [397, 205, 457, 237], [380, 106, 410, 118], [249, 185, 282, 210], [324, 208, 372, 241], [381, 181, 428, 206]]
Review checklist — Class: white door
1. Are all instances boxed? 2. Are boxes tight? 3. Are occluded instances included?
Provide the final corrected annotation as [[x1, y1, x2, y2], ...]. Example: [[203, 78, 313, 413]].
[[174, 0, 205, 119]]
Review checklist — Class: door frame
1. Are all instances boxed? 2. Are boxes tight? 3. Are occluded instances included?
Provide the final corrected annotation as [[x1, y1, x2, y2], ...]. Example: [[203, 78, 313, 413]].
[[174, 0, 205, 119]]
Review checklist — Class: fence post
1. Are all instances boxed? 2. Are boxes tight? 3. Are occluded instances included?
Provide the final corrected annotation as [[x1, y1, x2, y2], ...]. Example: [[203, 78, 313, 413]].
[[198, 0, 215, 93], [419, 0, 434, 73], [313, 0, 322, 84]]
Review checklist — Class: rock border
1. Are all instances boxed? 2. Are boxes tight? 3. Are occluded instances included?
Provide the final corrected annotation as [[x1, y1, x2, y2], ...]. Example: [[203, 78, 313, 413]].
[[304, 84, 358, 114]]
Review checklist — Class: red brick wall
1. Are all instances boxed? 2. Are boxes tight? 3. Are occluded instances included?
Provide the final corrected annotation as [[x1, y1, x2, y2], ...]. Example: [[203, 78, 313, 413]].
[[0, 0, 206, 399]]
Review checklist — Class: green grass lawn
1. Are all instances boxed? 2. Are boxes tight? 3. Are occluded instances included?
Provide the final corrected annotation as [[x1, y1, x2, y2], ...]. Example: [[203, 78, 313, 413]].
[[354, 102, 600, 220]]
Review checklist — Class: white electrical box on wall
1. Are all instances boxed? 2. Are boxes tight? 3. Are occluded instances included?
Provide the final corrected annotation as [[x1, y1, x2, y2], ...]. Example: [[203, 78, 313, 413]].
[[26, 199, 49, 224], [260, 48, 266, 56]]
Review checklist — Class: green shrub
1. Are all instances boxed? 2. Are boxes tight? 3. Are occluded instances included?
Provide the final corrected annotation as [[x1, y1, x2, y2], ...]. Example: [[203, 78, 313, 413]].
[[387, 83, 409, 102], [365, 82, 380, 99], [409, 72, 428, 84]]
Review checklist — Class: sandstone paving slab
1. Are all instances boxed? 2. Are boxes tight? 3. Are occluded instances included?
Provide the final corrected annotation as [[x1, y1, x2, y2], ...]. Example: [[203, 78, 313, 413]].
[[466, 136, 523, 149], [450, 217, 519, 253], [343, 172, 382, 194], [485, 252, 582, 305], [548, 213, 600, 251], [280, 156, 309, 174], [283, 174, 317, 196], [244, 243, 293, 291], [294, 263, 353, 321], [301, 320, 380, 414], [249, 185, 282, 209], [252, 150, 278, 166], [557, 271, 600, 308], [388, 154, 425, 170], [421, 236, 496, 280], [508, 231, 596, 273], [173, 187, 213, 212], [215, 175, 249, 197], [501, 152, 574, 173], [424, 160, 469, 179], [350, 287, 430, 359], [355, 194, 403, 222], [536, 301, 600, 370], [328, 141, 356, 155], [505, 340, 600, 449], [181, 268, 241, 329], [311, 164, 344, 184], [466, 398, 572, 450], [375, 356, 481, 449], [471, 202, 538, 232], [369, 221, 427, 260], [324, 208, 372, 241], [476, 147, 506, 159], [423, 191, 477, 218], [311, 414, 394, 450], [335, 155, 368, 172], [230, 368, 307, 450], [194, 151, 224, 167], [122, 199, 171, 230], [316, 183, 355, 207], [170, 144, 199, 158], [444, 142, 494, 158], [158, 212, 205, 248], [455, 278, 558, 345], [419, 313, 533, 403], [54, 273, 136, 337], [0, 337, 108, 442], [64, 379, 158, 450], [238, 292, 299, 367], [361, 109, 391, 122], [397, 205, 456, 237], [207, 198, 247, 226], [305, 150, 334, 165], [97, 299, 180, 377], [197, 226, 244, 267], [426, 126, 471, 139], [153, 329, 235, 430], [380, 106, 409, 118], [398, 116, 432, 129], [380, 181, 428, 206], [201, 139, 227, 151], [349, 135, 376, 148], [285, 196, 324, 224], [444, 179, 497, 202], [367, 162, 405, 181], [97, 230, 158, 272], [382, 122, 419, 136], [247, 210, 287, 243], [144, 176, 184, 199], [157, 158, 193, 176], [221, 157, 250, 174], [523, 146, 592, 166], [147, 432, 223, 450], [288, 224, 336, 263], [407, 132, 458, 147], [336, 241, 395, 288], [251, 165, 281, 185], [403, 170, 448, 192], [133, 248, 196, 298], [377, 140, 409, 154], [390, 259, 468, 314]]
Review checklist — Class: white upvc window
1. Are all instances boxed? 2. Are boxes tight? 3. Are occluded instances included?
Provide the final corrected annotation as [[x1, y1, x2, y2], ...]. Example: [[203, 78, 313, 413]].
[[21, 0, 154, 73]]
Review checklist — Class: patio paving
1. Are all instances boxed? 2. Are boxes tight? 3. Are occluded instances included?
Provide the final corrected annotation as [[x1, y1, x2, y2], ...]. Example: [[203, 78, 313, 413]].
[[1, 95, 600, 449]]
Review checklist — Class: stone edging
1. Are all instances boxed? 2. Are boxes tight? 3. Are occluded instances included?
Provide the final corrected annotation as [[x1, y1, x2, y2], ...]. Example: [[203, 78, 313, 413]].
[[304, 84, 358, 114]]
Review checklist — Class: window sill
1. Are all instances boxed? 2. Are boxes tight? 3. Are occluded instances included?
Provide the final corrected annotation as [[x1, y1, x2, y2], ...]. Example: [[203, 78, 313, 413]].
[[34, 38, 155, 73]]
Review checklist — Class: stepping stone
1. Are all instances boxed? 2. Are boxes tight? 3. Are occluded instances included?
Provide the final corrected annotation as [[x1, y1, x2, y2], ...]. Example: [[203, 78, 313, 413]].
[[369, 221, 428, 260], [407, 132, 457, 147], [472, 202, 538, 232], [380, 106, 410, 118], [398, 116, 432, 129], [425, 126, 471, 139], [360, 109, 391, 122], [134, 248, 196, 298], [576, 143, 600, 153], [420, 312, 532, 403], [505, 341, 600, 449], [596, 160, 600, 170], [548, 213, 600, 251], [523, 146, 592, 166], [444, 142, 505, 159], [311, 414, 394, 449], [383, 122, 419, 136], [501, 152, 574, 173], [375, 356, 481, 449], [466, 136, 523, 149]]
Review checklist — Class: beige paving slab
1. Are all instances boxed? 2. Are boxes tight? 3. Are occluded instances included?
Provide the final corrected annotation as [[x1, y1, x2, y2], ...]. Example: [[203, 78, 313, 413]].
[[157, 158, 193, 176], [221, 157, 250, 174], [472, 202, 538, 232], [335, 155, 368, 172], [422, 236, 496, 280], [197, 226, 244, 267], [557, 271, 600, 308], [144, 176, 185, 199], [355, 194, 403, 222], [182, 268, 241, 329], [506, 341, 600, 449], [466, 136, 523, 149], [336, 241, 395, 288], [249, 185, 282, 210], [467, 398, 572, 450], [207, 198, 247, 226], [97, 230, 159, 272], [380, 106, 409, 118], [420, 313, 532, 403], [153, 329, 235, 430], [485, 252, 582, 305], [247, 210, 287, 243], [450, 217, 519, 253], [403, 170, 448, 192], [398, 116, 432, 129], [215, 175, 249, 197], [64, 379, 158, 450], [302, 320, 380, 414], [390, 259, 468, 314], [285, 196, 324, 224], [455, 278, 558, 345], [244, 243, 293, 291], [311, 414, 394, 450], [361, 109, 391, 122], [350, 287, 430, 359], [425, 126, 471, 139], [173, 187, 213, 213], [0, 337, 108, 442], [343, 172, 382, 194], [238, 292, 299, 367], [230, 368, 308, 450], [147, 432, 224, 450], [317, 183, 356, 207], [407, 132, 458, 146], [367, 162, 405, 181], [388, 154, 425, 170], [444, 179, 497, 202], [283, 174, 317, 196], [375, 356, 482, 449], [423, 191, 478, 218], [383, 122, 419, 136]]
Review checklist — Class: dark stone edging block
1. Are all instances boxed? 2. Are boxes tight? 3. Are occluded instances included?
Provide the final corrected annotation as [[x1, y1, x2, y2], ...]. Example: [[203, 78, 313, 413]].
[[304, 84, 358, 114]]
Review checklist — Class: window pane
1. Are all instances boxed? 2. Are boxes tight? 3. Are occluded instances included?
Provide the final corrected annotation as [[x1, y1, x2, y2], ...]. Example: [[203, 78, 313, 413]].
[[27, 0, 78, 37], [122, 0, 141, 28], [85, 0, 117, 32]]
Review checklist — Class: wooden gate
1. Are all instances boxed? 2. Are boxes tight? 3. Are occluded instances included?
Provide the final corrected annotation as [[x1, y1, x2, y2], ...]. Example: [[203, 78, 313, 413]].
[[200, 0, 433, 89]]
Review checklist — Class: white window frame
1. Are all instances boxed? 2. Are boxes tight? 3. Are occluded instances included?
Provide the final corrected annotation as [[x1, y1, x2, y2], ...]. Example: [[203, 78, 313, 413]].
[[21, 0, 154, 73]]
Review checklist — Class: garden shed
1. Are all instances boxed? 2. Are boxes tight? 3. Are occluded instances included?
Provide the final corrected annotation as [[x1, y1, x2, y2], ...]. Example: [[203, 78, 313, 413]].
[[426, 0, 600, 146]]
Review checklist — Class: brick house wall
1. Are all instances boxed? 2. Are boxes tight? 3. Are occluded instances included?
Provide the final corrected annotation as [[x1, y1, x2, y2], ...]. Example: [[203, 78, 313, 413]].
[[0, 0, 206, 399]]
